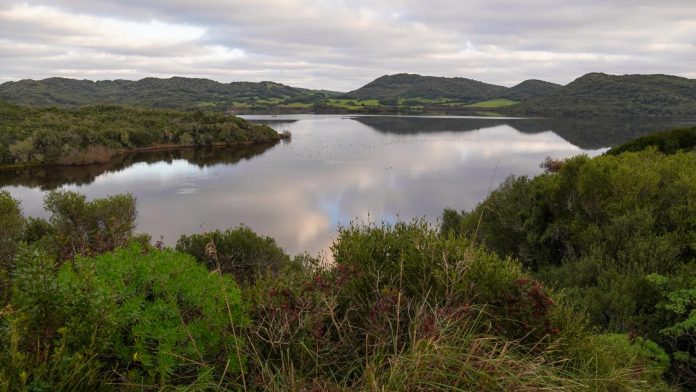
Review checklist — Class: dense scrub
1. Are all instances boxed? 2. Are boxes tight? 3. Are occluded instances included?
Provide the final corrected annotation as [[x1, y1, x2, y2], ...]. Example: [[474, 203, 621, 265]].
[[442, 147, 696, 386], [0, 191, 670, 390], [0, 101, 281, 167], [176, 226, 290, 284], [242, 221, 669, 390], [0, 77, 339, 109], [0, 192, 247, 390], [1, 244, 246, 390], [607, 125, 696, 155]]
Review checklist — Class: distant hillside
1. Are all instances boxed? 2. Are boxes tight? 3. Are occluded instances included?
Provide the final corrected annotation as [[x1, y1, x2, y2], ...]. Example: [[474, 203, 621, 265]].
[[343, 73, 509, 102], [515, 73, 696, 116], [0, 77, 341, 110], [503, 79, 562, 100], [6, 73, 696, 117]]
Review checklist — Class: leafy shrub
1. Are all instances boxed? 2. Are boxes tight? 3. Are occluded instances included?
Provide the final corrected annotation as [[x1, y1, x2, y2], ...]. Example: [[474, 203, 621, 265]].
[[78, 244, 247, 386], [540, 156, 567, 172], [0, 191, 23, 266], [44, 190, 137, 260], [0, 246, 114, 391], [645, 268, 696, 386], [0, 191, 23, 304], [176, 225, 290, 284], [22, 216, 54, 245], [0, 243, 247, 390]]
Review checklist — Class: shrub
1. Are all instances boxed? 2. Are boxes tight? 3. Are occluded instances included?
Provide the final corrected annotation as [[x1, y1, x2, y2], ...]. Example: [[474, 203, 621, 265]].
[[176, 225, 290, 284], [442, 148, 696, 384], [0, 191, 23, 266], [0, 191, 23, 304], [242, 220, 669, 390], [44, 190, 136, 260], [0, 246, 114, 390], [540, 156, 566, 173], [22, 216, 54, 245], [78, 244, 247, 386], [0, 243, 247, 390]]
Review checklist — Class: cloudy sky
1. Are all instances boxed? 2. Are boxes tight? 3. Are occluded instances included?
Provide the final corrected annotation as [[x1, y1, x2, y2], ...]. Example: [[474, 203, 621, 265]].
[[1, 0, 695, 91]]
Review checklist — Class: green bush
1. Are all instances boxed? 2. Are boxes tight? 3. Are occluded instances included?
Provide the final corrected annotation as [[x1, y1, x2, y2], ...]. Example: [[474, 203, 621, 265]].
[[442, 147, 696, 385], [0, 245, 115, 390], [0, 191, 23, 266], [22, 216, 55, 245], [0, 191, 24, 304], [0, 243, 247, 390], [44, 190, 137, 260], [176, 225, 290, 284]]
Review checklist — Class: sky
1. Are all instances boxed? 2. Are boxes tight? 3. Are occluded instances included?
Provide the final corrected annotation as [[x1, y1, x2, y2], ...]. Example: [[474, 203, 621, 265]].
[[1, 0, 695, 91]]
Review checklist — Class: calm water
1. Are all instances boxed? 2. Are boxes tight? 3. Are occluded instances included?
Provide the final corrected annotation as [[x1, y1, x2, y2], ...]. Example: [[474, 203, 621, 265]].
[[2, 115, 693, 257]]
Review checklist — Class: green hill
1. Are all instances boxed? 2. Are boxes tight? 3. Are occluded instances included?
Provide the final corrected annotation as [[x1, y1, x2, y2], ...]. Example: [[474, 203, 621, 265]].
[[515, 73, 696, 117], [7, 73, 696, 117], [343, 73, 509, 102], [503, 79, 562, 100], [0, 77, 341, 110]]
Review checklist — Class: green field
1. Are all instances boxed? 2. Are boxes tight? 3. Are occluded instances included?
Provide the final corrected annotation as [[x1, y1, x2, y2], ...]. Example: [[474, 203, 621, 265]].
[[281, 102, 313, 108], [326, 98, 380, 110], [465, 99, 519, 108], [397, 97, 463, 106]]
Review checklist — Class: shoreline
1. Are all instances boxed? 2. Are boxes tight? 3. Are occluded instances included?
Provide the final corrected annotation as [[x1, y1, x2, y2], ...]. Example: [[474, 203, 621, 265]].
[[0, 137, 286, 172]]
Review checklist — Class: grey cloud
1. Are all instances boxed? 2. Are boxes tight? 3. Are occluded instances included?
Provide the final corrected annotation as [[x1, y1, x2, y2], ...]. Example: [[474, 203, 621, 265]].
[[1, 0, 695, 91]]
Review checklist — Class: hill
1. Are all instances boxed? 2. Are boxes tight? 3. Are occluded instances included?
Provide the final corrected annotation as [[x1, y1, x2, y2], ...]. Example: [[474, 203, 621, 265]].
[[343, 73, 509, 102], [515, 73, 696, 116], [0, 77, 341, 110], [503, 79, 562, 100], [7, 73, 696, 117]]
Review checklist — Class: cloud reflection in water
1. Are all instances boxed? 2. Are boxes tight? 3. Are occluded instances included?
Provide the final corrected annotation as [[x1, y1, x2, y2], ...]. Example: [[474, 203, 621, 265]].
[[6, 114, 677, 257]]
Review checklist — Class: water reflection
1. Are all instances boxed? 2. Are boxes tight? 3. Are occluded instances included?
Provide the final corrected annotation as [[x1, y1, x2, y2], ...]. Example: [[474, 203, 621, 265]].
[[3, 115, 690, 257], [353, 116, 696, 149], [0, 142, 280, 190]]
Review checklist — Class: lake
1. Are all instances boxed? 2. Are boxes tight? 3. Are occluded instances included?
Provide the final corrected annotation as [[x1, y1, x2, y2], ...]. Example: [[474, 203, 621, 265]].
[[2, 115, 693, 257]]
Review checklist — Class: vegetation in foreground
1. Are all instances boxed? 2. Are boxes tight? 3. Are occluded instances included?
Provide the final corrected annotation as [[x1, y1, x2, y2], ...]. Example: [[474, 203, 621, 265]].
[[0, 188, 671, 390], [442, 131, 696, 387], [0, 100, 282, 168]]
